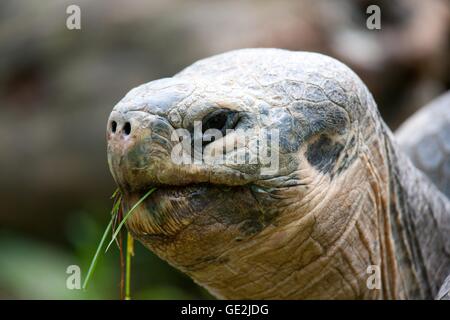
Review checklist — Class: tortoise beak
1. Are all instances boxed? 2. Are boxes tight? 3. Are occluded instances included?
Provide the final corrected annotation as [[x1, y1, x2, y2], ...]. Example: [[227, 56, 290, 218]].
[[106, 110, 173, 192]]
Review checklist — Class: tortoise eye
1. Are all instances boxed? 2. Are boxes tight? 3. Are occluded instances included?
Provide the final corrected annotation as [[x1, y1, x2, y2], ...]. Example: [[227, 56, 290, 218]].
[[202, 110, 239, 135]]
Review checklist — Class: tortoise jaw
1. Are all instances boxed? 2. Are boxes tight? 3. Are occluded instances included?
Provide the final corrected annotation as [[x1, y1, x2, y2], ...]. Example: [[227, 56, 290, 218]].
[[124, 184, 211, 238], [122, 182, 270, 245]]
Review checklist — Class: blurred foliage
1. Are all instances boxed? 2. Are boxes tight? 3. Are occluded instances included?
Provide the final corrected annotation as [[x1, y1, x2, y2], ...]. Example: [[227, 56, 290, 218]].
[[0, 211, 211, 299]]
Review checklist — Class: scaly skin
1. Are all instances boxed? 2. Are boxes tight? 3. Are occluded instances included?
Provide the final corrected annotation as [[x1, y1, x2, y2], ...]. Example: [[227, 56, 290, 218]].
[[106, 49, 450, 299]]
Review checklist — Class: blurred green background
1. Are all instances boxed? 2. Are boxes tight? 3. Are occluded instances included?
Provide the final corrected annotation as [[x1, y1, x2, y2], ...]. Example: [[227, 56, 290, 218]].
[[0, 0, 449, 299]]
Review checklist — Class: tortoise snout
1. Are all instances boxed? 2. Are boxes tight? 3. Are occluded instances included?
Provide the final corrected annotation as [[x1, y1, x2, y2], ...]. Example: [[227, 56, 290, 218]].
[[106, 109, 177, 190], [106, 110, 150, 162], [107, 110, 154, 150], [108, 112, 133, 138]]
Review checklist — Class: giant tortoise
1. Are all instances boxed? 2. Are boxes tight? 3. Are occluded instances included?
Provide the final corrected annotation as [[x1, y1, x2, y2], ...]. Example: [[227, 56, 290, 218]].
[[106, 49, 450, 299]]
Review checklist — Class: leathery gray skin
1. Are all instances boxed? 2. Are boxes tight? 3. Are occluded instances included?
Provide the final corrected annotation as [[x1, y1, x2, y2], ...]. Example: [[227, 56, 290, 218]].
[[396, 91, 450, 200], [395, 91, 450, 300], [107, 48, 450, 299]]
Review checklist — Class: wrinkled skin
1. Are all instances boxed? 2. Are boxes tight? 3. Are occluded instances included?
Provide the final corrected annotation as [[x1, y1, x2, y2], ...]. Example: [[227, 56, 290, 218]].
[[107, 49, 450, 299]]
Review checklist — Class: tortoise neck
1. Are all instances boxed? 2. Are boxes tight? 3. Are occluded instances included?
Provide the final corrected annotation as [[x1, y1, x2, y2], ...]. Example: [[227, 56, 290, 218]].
[[384, 130, 450, 299]]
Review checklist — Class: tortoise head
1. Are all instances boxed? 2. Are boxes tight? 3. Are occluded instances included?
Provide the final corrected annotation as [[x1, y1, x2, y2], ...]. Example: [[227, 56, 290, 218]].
[[106, 49, 383, 298]]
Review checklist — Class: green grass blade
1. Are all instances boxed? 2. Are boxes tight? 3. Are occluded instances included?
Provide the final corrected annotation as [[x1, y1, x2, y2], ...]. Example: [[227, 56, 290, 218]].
[[83, 194, 122, 290], [82, 218, 113, 290], [125, 232, 134, 300], [105, 188, 156, 252], [110, 188, 120, 200]]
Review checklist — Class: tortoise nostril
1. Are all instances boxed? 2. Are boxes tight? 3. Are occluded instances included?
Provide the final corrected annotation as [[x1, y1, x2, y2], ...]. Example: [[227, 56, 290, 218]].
[[123, 122, 131, 135], [111, 121, 117, 133]]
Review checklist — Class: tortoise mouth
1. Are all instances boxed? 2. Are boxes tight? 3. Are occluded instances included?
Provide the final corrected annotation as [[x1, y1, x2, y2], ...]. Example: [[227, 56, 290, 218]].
[[123, 182, 250, 222], [122, 182, 268, 242]]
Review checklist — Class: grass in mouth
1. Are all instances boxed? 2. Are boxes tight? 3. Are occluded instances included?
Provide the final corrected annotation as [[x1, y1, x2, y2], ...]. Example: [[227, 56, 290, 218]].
[[82, 188, 156, 299]]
